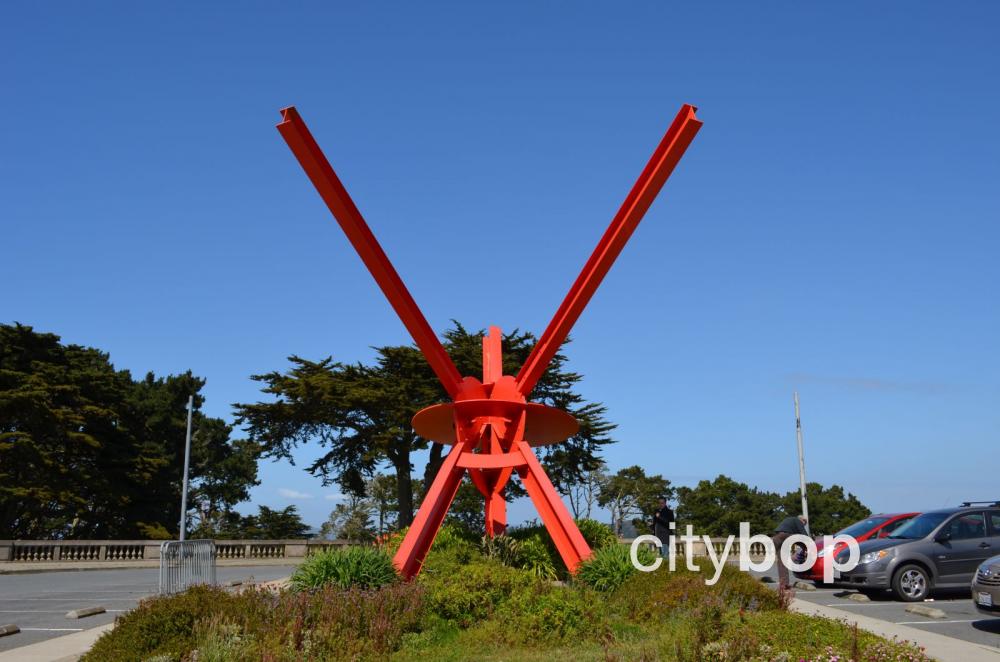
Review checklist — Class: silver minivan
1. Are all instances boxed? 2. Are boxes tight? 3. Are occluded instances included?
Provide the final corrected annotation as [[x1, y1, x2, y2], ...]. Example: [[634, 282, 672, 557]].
[[837, 502, 1000, 601]]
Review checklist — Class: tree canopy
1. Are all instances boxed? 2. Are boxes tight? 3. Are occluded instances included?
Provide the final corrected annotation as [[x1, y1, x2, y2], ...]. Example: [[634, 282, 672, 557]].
[[192, 505, 310, 539], [597, 465, 673, 535], [675, 474, 871, 536], [234, 323, 616, 526], [778, 482, 872, 536], [0, 323, 260, 539]]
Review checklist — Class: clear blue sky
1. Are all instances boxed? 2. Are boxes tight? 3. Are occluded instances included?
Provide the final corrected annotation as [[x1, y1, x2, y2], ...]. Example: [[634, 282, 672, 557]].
[[3, 2, 998, 529]]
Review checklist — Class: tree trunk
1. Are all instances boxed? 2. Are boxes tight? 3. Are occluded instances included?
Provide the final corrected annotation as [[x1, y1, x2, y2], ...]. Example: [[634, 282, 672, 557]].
[[422, 442, 444, 494], [393, 453, 414, 527]]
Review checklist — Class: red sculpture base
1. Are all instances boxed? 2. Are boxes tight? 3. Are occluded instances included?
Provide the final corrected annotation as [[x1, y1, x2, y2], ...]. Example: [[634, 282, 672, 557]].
[[396, 326, 591, 578]]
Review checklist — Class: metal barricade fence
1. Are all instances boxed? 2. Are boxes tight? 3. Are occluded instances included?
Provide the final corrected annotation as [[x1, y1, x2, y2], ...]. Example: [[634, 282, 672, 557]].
[[159, 540, 216, 595]]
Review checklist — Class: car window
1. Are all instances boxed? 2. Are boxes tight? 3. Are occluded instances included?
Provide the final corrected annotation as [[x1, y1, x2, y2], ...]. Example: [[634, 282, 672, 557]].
[[943, 513, 986, 540], [836, 517, 890, 538], [878, 516, 914, 538], [989, 511, 1000, 535], [890, 512, 948, 539]]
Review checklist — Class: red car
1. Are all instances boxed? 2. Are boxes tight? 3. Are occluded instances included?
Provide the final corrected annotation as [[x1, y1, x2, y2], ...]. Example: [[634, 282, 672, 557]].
[[796, 512, 920, 584]]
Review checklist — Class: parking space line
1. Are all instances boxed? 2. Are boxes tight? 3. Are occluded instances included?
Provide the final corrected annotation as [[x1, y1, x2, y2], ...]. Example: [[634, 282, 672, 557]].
[[896, 619, 979, 625], [823, 603, 889, 607], [18, 628, 85, 632]]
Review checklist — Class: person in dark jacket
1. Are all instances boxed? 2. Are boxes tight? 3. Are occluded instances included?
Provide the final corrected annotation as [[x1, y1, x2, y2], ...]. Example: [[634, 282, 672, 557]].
[[772, 514, 808, 590], [653, 497, 674, 556]]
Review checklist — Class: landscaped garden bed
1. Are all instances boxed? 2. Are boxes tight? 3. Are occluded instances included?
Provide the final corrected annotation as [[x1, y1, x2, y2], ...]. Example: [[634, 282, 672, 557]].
[[83, 522, 931, 661]]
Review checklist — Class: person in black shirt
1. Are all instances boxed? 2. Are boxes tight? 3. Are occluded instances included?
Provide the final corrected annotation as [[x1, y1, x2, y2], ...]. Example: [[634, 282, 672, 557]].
[[772, 515, 808, 590], [653, 497, 674, 557]]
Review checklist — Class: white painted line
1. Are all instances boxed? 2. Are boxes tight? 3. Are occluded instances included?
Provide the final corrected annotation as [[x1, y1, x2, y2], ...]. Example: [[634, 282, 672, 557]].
[[19, 628, 85, 632], [896, 619, 978, 625], [823, 603, 888, 607]]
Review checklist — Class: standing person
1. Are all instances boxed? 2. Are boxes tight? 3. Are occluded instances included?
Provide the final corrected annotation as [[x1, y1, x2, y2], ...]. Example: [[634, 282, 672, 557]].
[[772, 514, 808, 590], [653, 497, 675, 557]]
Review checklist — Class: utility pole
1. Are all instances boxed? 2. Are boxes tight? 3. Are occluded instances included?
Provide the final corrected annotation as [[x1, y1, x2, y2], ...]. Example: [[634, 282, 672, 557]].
[[179, 395, 194, 541], [793, 391, 810, 536]]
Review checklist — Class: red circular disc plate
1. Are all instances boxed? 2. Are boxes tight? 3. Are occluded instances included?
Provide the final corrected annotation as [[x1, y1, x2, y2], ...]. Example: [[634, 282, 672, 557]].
[[412, 399, 578, 446]]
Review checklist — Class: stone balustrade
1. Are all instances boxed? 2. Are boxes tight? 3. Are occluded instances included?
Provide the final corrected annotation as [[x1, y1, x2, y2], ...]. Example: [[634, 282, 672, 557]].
[[0, 539, 351, 563], [626, 537, 769, 558], [0, 536, 767, 565]]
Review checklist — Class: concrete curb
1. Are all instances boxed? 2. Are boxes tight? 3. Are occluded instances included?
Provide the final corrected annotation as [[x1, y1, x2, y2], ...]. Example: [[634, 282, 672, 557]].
[[66, 606, 105, 619], [905, 604, 948, 619], [848, 593, 871, 602], [791, 598, 1000, 662], [0, 624, 18, 637], [0, 623, 113, 662]]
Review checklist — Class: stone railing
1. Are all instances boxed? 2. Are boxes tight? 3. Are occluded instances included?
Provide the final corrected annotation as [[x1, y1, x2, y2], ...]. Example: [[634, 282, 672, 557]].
[[0, 539, 351, 563], [1, 536, 766, 565], [624, 537, 769, 558]]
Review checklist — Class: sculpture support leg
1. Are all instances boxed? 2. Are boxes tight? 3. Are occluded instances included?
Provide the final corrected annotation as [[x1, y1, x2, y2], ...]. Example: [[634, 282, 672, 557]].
[[514, 441, 592, 573], [393, 440, 468, 578], [485, 490, 507, 536]]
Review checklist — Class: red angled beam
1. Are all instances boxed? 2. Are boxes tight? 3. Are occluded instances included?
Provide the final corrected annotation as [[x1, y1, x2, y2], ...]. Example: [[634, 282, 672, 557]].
[[277, 107, 464, 398], [516, 105, 703, 396]]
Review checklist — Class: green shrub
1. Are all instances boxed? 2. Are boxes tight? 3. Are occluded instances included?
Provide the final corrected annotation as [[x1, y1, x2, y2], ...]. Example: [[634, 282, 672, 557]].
[[506, 524, 562, 575], [418, 557, 539, 627], [377, 526, 408, 556], [86, 582, 427, 661], [83, 585, 244, 661], [190, 619, 253, 662], [503, 521, 617, 578], [609, 562, 783, 624], [478, 533, 558, 579], [574, 518, 618, 550], [575, 542, 655, 592], [433, 523, 478, 551], [499, 584, 601, 643], [291, 546, 399, 591], [506, 523, 547, 543], [516, 537, 559, 579], [479, 534, 522, 566]]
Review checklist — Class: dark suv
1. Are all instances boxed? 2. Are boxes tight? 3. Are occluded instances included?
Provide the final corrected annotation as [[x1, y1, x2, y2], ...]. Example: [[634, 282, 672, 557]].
[[836, 502, 1000, 601]]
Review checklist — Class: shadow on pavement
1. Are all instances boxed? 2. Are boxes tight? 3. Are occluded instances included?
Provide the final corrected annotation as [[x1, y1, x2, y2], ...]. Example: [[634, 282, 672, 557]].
[[971, 618, 1000, 634]]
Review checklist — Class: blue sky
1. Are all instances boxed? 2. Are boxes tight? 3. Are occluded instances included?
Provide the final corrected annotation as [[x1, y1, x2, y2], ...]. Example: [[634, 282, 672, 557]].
[[3, 2, 998, 529]]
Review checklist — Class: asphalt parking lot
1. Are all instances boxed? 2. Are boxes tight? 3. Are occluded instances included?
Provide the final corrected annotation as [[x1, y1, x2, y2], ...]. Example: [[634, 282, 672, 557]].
[[0, 565, 296, 653], [746, 562, 1000, 652]]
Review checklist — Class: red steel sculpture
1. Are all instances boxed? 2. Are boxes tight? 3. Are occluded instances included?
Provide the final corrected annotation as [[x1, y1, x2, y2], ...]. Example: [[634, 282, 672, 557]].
[[277, 104, 702, 578]]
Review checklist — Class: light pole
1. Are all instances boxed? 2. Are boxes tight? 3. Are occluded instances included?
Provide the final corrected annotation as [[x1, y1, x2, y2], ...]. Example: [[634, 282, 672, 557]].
[[179, 395, 194, 541], [793, 391, 810, 536]]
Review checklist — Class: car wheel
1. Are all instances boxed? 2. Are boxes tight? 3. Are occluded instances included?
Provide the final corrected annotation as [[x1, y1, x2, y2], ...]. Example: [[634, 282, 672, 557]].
[[892, 564, 931, 602]]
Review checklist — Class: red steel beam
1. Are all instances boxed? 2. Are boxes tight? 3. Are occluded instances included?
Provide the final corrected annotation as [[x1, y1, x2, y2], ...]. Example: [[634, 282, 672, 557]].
[[393, 436, 469, 578], [515, 440, 591, 572], [516, 105, 702, 396], [277, 107, 464, 398]]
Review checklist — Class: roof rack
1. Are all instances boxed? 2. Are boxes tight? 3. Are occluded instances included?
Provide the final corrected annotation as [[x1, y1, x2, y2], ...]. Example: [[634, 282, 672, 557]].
[[959, 500, 1000, 507]]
